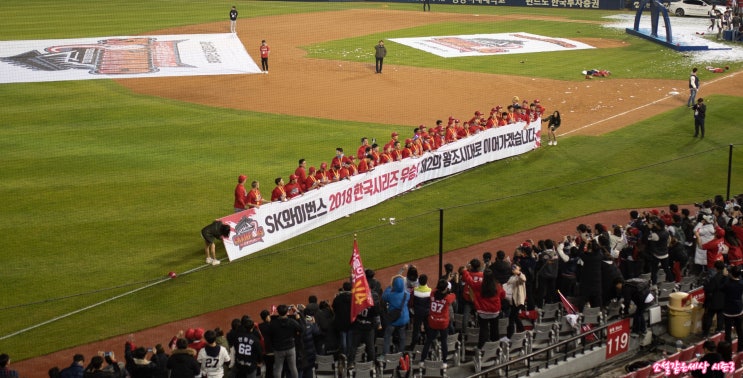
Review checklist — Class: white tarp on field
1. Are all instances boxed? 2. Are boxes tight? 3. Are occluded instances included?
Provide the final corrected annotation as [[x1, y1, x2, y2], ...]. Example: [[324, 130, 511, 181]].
[[390, 32, 595, 58], [0, 33, 260, 84], [219, 119, 541, 261]]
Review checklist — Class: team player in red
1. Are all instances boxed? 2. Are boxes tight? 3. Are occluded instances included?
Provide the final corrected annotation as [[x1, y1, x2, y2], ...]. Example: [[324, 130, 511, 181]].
[[304, 166, 320, 191], [420, 279, 456, 363], [246, 181, 267, 209], [385, 132, 399, 152], [380, 145, 394, 164], [234, 174, 249, 213], [294, 159, 307, 190], [285, 174, 303, 199], [259, 40, 270, 74], [357, 137, 370, 160], [357, 154, 374, 173], [271, 177, 287, 202], [315, 162, 330, 186]]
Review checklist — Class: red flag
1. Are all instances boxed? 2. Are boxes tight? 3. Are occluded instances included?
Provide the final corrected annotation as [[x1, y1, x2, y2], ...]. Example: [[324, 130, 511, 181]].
[[558, 290, 596, 341], [349, 239, 374, 323]]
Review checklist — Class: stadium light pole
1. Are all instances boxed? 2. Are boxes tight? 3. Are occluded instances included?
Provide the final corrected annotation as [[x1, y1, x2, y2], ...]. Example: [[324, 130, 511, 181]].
[[438, 208, 444, 279], [727, 144, 733, 200]]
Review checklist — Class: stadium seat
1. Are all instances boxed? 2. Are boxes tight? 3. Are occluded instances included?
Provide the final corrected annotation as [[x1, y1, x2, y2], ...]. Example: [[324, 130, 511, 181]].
[[730, 366, 743, 378], [419, 360, 447, 378], [538, 302, 561, 323], [678, 345, 696, 362], [473, 341, 503, 373], [711, 332, 725, 344], [633, 364, 653, 378], [379, 352, 402, 378], [315, 354, 341, 378], [348, 361, 376, 378]]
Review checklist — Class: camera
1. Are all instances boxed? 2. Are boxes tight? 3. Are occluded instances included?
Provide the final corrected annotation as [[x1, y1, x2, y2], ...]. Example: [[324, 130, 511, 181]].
[[104, 351, 113, 357]]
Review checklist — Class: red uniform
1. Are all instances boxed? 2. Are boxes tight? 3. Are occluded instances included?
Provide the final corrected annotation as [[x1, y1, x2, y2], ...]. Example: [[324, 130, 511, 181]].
[[445, 127, 457, 143], [462, 270, 505, 314], [357, 158, 371, 173], [246, 188, 263, 208], [379, 152, 393, 165], [285, 176, 303, 199], [305, 173, 320, 191], [357, 144, 369, 160], [702, 236, 727, 269], [234, 182, 248, 210], [271, 185, 287, 202], [428, 291, 456, 330]]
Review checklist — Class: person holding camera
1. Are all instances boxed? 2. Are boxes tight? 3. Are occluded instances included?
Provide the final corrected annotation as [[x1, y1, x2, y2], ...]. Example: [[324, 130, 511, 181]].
[[268, 305, 302, 378]]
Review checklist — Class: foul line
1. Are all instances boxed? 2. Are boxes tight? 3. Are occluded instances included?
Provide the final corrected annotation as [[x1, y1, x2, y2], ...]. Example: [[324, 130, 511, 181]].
[[559, 71, 739, 137]]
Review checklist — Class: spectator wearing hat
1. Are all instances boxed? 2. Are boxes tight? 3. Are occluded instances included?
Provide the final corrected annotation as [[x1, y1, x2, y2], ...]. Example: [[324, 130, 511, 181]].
[[0, 354, 19, 378], [285, 175, 303, 199], [201, 221, 230, 266], [234, 175, 249, 213]]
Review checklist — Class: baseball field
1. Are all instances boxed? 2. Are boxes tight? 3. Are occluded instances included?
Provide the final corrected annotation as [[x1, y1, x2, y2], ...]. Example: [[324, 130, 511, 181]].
[[1, 0, 742, 369]]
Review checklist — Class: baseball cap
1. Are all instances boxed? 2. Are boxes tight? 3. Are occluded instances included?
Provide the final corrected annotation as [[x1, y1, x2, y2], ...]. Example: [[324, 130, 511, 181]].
[[391, 132, 399, 137], [320, 162, 327, 169], [289, 174, 297, 180], [238, 174, 247, 183], [475, 111, 482, 116], [534, 99, 540, 103]]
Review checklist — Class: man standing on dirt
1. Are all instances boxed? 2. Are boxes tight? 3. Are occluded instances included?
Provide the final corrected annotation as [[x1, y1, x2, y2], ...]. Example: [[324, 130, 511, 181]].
[[423, 0, 431, 12], [688, 67, 699, 107], [260, 40, 270, 74], [374, 40, 387, 74], [229, 6, 238, 34]]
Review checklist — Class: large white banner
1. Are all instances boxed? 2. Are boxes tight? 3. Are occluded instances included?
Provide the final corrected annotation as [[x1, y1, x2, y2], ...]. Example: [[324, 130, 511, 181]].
[[0, 34, 260, 84], [390, 32, 595, 58], [219, 120, 541, 261]]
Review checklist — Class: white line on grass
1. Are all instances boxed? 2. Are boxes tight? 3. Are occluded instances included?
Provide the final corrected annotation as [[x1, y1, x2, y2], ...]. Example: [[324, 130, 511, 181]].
[[559, 71, 739, 137]]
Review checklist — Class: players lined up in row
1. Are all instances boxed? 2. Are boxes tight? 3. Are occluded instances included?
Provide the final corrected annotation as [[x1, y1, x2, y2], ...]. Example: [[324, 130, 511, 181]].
[[233, 97, 562, 212]]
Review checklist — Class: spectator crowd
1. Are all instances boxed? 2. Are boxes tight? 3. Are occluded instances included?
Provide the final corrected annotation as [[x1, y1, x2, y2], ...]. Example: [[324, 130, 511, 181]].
[[8, 193, 742, 378]]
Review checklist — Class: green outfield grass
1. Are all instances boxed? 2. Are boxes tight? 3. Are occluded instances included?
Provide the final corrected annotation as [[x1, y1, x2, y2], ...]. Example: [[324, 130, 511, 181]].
[[0, 0, 741, 361]]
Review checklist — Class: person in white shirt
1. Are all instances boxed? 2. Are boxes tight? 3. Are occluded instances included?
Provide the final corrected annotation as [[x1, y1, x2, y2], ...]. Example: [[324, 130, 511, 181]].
[[198, 330, 231, 378]]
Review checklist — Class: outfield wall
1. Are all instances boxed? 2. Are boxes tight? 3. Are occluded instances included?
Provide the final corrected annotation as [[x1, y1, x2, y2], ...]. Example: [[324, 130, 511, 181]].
[[297, 0, 624, 10]]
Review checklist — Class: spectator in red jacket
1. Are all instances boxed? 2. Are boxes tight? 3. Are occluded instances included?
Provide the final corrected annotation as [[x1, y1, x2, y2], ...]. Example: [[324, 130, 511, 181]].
[[462, 267, 505, 348]]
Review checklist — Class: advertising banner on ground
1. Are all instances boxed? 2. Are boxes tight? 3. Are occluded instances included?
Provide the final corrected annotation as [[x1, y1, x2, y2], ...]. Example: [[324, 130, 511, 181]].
[[219, 120, 540, 261], [0, 33, 259, 84], [390, 32, 594, 58]]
